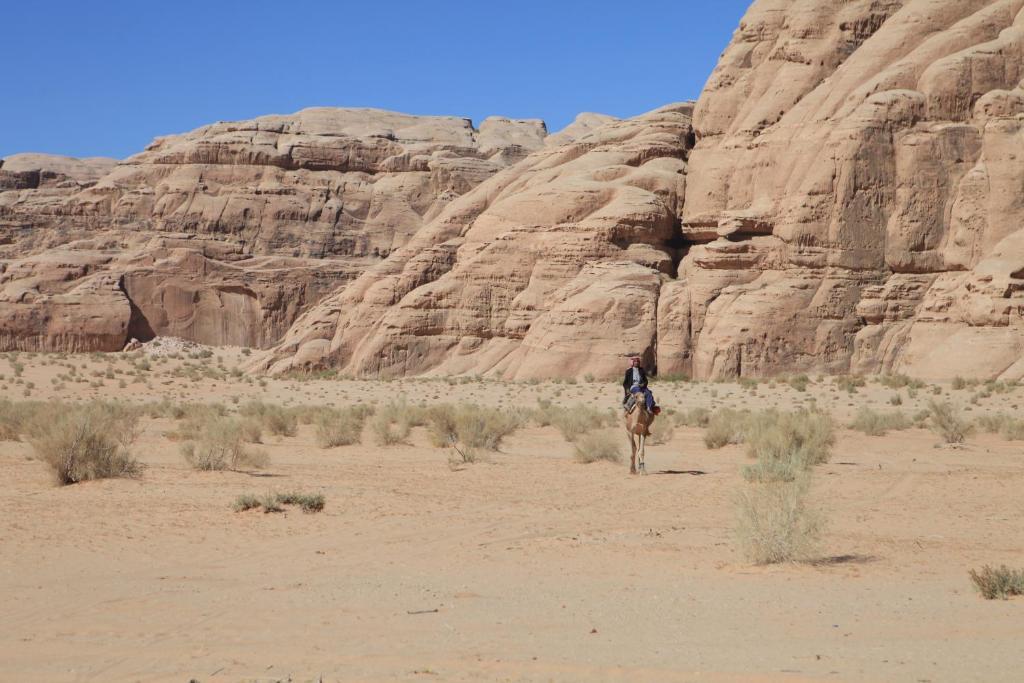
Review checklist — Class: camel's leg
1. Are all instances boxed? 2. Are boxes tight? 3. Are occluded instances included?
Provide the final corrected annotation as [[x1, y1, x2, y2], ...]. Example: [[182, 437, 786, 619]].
[[638, 433, 647, 475], [628, 432, 637, 475]]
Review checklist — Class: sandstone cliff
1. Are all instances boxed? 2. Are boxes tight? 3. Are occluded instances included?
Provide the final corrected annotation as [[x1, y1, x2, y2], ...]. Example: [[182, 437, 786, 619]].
[[8, 0, 1024, 380], [677, 0, 1024, 380], [0, 109, 547, 351]]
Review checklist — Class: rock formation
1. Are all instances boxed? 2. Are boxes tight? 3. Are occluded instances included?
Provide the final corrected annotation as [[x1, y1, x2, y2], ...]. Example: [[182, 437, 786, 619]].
[[676, 0, 1024, 380], [0, 109, 546, 351], [9, 0, 1024, 379]]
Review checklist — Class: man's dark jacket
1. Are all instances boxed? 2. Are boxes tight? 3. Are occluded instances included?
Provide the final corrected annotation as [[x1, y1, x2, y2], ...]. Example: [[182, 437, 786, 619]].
[[623, 367, 648, 395]]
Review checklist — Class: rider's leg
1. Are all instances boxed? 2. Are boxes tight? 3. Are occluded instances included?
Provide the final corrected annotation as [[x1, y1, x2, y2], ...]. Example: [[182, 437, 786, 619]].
[[643, 388, 655, 411]]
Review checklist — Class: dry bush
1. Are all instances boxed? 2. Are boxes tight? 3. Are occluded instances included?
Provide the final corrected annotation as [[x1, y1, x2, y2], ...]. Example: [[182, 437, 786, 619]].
[[572, 431, 622, 464], [371, 405, 412, 445], [976, 412, 1010, 433], [736, 478, 823, 564], [927, 400, 974, 444], [548, 404, 610, 443], [422, 403, 525, 451], [276, 491, 326, 513], [232, 493, 262, 512], [181, 416, 269, 471], [453, 405, 524, 450], [848, 407, 912, 436], [786, 374, 810, 392], [741, 410, 835, 482], [240, 401, 298, 437], [27, 402, 143, 485], [647, 419, 675, 445], [0, 399, 47, 441], [969, 565, 1024, 600], [703, 408, 753, 449], [314, 406, 372, 448], [675, 406, 711, 428], [999, 418, 1024, 441]]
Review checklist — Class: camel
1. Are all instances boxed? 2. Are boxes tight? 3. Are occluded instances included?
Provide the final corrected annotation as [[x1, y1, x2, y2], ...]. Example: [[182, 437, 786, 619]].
[[624, 395, 656, 475]]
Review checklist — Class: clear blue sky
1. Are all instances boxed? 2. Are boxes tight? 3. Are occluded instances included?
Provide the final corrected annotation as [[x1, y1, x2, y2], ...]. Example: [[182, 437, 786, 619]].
[[2, 1, 751, 159]]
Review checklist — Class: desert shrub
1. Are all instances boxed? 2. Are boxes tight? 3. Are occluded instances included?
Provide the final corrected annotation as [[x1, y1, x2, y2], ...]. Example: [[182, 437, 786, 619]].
[[314, 406, 370, 448], [0, 399, 49, 441], [240, 401, 298, 437], [27, 402, 143, 485], [675, 406, 711, 428], [736, 478, 823, 564], [423, 403, 524, 451], [999, 418, 1024, 441], [834, 375, 866, 393], [235, 491, 325, 513], [787, 374, 810, 392], [969, 565, 1024, 600], [877, 374, 924, 390], [572, 432, 622, 464], [741, 410, 835, 482], [927, 400, 974, 444], [952, 376, 967, 390], [181, 416, 269, 471], [370, 406, 412, 445], [848, 407, 912, 436], [232, 493, 262, 512], [976, 412, 1010, 433], [454, 405, 524, 450], [549, 404, 609, 443], [276, 491, 326, 513], [703, 408, 753, 449], [647, 419, 675, 445]]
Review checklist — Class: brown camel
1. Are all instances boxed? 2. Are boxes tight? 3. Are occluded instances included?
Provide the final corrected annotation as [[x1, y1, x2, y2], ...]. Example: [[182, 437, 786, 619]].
[[624, 396, 656, 475]]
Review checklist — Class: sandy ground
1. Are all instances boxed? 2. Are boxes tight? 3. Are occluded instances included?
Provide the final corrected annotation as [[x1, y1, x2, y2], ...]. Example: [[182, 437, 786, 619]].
[[1, 347, 1023, 682]]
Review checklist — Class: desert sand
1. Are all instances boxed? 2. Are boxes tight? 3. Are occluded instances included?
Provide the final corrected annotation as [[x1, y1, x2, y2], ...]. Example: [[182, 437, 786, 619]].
[[1, 346, 1022, 682]]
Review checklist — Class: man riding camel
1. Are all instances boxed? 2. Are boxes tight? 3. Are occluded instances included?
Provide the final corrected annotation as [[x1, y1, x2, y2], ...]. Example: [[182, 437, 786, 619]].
[[622, 356, 658, 414]]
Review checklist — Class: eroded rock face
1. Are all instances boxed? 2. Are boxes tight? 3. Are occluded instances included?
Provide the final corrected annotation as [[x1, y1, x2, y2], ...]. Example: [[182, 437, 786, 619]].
[[668, 0, 1024, 380], [9, 1, 1024, 379], [258, 104, 692, 378], [0, 109, 545, 351]]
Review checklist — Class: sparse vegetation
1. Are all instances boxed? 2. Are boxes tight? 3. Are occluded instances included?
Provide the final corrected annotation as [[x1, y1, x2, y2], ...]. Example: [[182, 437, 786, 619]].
[[736, 478, 823, 564], [675, 406, 711, 428], [234, 491, 324, 513], [703, 408, 753, 449], [572, 432, 622, 464], [927, 400, 974, 444], [969, 565, 1024, 600], [314, 405, 373, 448], [548, 404, 610, 443], [741, 410, 835, 482], [26, 401, 143, 485], [180, 416, 269, 471], [849, 407, 912, 436]]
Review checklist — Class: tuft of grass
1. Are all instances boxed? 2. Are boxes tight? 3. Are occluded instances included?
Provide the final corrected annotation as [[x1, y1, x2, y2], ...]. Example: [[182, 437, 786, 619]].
[[675, 406, 711, 428], [848, 407, 912, 436], [548, 404, 609, 443], [969, 565, 1024, 600], [233, 491, 325, 514], [927, 400, 974, 444], [276, 491, 326, 513], [314, 406, 372, 448], [703, 408, 753, 449], [741, 410, 835, 482], [232, 493, 262, 512], [240, 401, 298, 437], [26, 402, 143, 485], [572, 432, 622, 464], [181, 416, 270, 471], [371, 404, 412, 445], [736, 478, 823, 564]]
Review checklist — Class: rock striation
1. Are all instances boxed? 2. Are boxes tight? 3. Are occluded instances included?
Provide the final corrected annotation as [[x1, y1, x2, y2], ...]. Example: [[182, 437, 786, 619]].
[[9, 0, 1024, 380], [675, 0, 1024, 380], [0, 109, 547, 351]]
